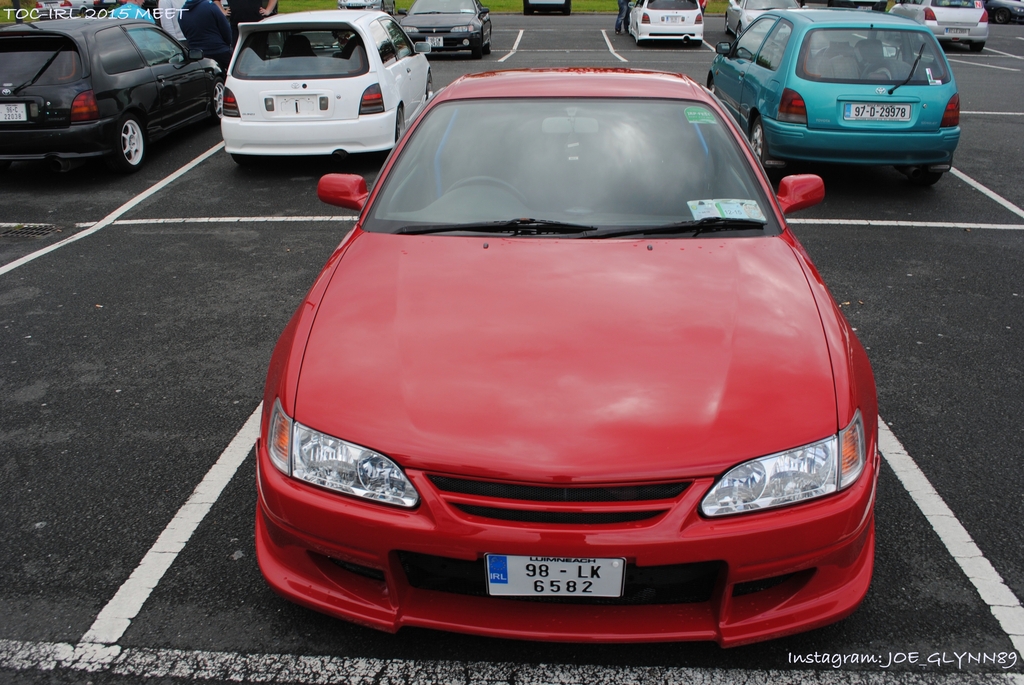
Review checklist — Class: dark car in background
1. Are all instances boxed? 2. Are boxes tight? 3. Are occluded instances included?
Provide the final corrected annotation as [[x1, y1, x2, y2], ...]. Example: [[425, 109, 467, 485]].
[[398, 0, 491, 59], [984, 0, 1024, 23], [0, 19, 223, 173]]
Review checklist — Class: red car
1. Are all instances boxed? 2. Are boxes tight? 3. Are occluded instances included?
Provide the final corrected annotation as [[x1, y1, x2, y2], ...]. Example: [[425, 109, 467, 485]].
[[255, 69, 879, 646]]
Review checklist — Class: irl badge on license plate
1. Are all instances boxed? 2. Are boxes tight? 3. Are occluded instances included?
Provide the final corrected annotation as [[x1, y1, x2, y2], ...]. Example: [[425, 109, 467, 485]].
[[485, 554, 626, 597]]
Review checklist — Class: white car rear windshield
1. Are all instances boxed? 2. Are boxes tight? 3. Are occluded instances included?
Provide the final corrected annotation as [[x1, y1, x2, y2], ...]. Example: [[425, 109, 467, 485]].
[[797, 28, 949, 84], [365, 98, 778, 236], [232, 27, 369, 80]]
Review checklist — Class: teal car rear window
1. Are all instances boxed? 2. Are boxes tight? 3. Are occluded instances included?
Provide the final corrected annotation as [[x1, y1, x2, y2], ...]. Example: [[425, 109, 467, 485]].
[[797, 28, 949, 85]]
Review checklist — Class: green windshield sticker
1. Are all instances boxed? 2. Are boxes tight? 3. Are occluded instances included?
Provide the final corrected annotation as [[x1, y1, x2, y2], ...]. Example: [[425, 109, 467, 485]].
[[688, 199, 766, 222], [684, 106, 717, 124]]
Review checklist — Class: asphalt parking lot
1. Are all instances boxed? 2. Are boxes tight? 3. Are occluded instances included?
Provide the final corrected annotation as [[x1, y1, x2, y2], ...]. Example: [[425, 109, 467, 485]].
[[2, 13, 1024, 685]]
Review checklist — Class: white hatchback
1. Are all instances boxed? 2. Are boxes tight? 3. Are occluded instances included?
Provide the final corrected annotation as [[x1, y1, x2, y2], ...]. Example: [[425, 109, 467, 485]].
[[628, 0, 704, 46], [222, 10, 431, 163], [890, 0, 989, 51]]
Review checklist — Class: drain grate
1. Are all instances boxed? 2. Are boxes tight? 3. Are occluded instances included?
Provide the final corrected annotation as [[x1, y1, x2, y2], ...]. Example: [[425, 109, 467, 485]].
[[0, 224, 60, 238]]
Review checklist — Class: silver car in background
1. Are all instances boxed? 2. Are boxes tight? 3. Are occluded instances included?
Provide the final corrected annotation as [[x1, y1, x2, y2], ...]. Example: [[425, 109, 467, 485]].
[[338, 0, 396, 15], [890, 0, 989, 51], [724, 0, 800, 35]]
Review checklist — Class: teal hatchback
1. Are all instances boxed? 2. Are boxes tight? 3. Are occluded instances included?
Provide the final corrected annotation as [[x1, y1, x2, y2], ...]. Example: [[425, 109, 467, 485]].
[[708, 9, 960, 185]]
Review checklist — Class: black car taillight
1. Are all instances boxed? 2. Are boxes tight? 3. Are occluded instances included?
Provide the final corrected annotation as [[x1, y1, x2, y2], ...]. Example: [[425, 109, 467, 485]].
[[223, 87, 240, 117], [70, 90, 99, 122], [359, 84, 384, 115], [778, 88, 806, 125], [941, 93, 960, 128]]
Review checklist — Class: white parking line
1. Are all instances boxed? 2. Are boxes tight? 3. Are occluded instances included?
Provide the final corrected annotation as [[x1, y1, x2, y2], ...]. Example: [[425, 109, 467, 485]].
[[879, 421, 1024, 655], [73, 216, 356, 227], [787, 219, 1024, 230], [80, 405, 262, 645], [962, 111, 1024, 116], [948, 58, 1020, 72], [0, 142, 224, 278], [497, 29, 524, 63], [2, 638, 1021, 683], [981, 46, 1024, 60], [951, 167, 1024, 220], [703, 39, 716, 52], [601, 29, 628, 62]]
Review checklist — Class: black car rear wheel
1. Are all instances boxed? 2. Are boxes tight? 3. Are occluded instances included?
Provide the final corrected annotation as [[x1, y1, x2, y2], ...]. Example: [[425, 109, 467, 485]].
[[105, 113, 146, 173]]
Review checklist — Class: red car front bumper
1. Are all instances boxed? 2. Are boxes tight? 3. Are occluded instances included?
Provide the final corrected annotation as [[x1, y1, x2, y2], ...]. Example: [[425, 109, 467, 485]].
[[255, 439, 878, 646]]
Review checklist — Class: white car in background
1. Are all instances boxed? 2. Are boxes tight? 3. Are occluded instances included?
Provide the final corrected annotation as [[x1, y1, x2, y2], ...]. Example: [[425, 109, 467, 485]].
[[724, 0, 800, 35], [890, 0, 989, 51], [221, 10, 431, 164], [628, 0, 704, 46]]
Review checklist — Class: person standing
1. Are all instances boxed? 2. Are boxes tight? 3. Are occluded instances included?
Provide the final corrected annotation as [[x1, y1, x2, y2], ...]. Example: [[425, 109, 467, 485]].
[[227, 0, 261, 46], [179, 0, 233, 70], [614, 0, 629, 35], [110, 0, 156, 23], [159, 0, 188, 47]]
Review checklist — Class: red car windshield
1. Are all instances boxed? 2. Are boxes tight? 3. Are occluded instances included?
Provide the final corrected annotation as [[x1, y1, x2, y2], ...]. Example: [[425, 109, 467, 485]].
[[365, 98, 777, 236]]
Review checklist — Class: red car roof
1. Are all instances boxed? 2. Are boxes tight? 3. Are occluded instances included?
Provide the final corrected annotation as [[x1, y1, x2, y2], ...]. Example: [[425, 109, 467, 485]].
[[433, 68, 710, 103]]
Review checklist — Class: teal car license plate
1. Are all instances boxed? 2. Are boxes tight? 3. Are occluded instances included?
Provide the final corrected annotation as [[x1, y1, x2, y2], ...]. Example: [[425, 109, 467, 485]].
[[844, 103, 911, 121]]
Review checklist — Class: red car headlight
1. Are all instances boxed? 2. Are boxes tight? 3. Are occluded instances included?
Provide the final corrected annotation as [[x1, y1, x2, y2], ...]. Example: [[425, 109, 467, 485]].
[[267, 399, 420, 507], [700, 411, 865, 517]]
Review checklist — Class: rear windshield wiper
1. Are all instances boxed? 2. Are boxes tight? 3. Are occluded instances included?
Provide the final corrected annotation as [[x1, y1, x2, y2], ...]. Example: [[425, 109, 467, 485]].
[[396, 218, 596, 236], [14, 45, 64, 95], [588, 217, 768, 239], [889, 45, 926, 95]]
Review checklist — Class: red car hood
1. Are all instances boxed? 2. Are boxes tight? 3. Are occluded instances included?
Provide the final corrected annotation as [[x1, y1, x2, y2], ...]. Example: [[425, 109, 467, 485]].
[[294, 232, 838, 482]]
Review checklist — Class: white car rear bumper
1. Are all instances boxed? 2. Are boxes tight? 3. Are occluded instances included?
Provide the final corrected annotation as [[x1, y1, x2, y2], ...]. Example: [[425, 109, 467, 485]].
[[222, 111, 396, 156]]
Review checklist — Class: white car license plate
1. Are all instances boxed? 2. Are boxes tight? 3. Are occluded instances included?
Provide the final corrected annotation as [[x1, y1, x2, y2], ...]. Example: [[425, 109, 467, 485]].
[[2, 103, 27, 122], [485, 555, 625, 597], [843, 102, 911, 121], [944, 27, 969, 34], [661, 15, 681, 22], [428, 36, 443, 47], [278, 96, 316, 115]]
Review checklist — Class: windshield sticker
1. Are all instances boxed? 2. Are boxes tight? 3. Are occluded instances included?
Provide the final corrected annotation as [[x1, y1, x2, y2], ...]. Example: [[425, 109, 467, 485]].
[[684, 106, 717, 124], [688, 199, 766, 222], [925, 68, 941, 85]]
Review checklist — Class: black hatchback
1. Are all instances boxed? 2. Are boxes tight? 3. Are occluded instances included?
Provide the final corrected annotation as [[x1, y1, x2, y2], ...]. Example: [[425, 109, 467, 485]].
[[0, 19, 223, 173]]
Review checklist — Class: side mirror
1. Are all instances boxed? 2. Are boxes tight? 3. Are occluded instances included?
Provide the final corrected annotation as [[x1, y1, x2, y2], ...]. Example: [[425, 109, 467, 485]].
[[318, 173, 369, 211], [397, 7, 407, 13], [716, 41, 731, 55], [188, 47, 204, 61], [414, 41, 431, 53], [776, 174, 824, 214], [480, 5, 489, 11]]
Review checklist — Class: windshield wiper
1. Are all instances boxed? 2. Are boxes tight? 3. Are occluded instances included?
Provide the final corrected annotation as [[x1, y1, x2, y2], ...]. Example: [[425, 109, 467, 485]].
[[588, 217, 767, 239], [889, 45, 926, 95], [14, 45, 64, 95], [396, 218, 597, 236]]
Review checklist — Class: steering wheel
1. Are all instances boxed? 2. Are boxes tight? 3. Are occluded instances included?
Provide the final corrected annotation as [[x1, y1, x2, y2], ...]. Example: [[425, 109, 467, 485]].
[[447, 176, 528, 205]]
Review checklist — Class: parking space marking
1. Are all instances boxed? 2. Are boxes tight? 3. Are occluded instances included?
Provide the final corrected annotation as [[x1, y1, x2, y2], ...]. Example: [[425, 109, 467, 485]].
[[962, 111, 1024, 116], [879, 421, 1024, 655], [73, 216, 357, 227], [948, 58, 1020, 72], [2, 638, 1021, 683], [497, 29, 524, 63], [703, 39, 716, 52], [0, 142, 224, 278], [951, 167, 1024, 220], [982, 46, 1024, 60], [787, 219, 1024, 230], [601, 30, 628, 62], [80, 405, 262, 646]]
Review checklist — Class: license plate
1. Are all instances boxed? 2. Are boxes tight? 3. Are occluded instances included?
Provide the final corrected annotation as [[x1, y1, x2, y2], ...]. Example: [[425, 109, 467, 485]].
[[427, 36, 443, 47], [278, 97, 315, 115], [661, 15, 681, 22], [2, 103, 27, 122], [843, 102, 912, 121], [944, 27, 969, 34], [485, 555, 625, 597]]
